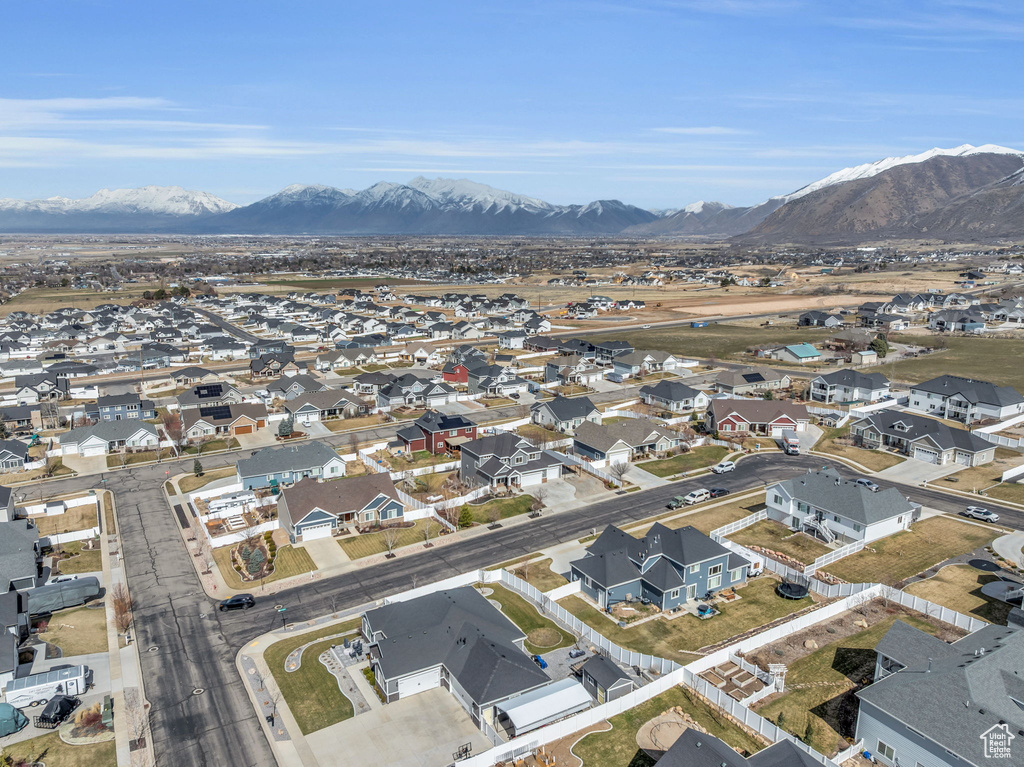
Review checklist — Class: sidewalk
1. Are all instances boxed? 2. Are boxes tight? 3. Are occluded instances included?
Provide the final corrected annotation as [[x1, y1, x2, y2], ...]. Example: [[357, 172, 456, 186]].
[[993, 531, 1024, 568]]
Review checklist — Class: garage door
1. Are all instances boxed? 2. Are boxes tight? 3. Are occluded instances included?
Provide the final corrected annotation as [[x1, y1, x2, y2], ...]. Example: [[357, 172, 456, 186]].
[[913, 446, 939, 464], [234, 425, 254, 435], [954, 451, 972, 466], [397, 667, 440, 697], [83, 445, 106, 457], [301, 523, 333, 541]]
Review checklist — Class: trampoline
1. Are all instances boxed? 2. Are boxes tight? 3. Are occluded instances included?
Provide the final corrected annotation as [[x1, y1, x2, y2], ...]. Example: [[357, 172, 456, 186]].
[[776, 581, 810, 600]]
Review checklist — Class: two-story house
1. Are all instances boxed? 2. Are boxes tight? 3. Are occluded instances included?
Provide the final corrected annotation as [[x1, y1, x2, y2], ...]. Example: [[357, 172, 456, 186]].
[[809, 369, 890, 405], [85, 393, 157, 422], [849, 410, 996, 466], [459, 433, 562, 488], [569, 523, 749, 610], [530, 395, 602, 435], [395, 410, 478, 455], [908, 375, 1024, 424], [235, 442, 347, 490], [544, 355, 606, 387], [608, 350, 683, 381]]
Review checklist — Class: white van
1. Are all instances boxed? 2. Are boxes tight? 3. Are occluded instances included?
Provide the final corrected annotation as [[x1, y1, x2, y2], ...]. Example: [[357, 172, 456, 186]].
[[683, 489, 711, 505]]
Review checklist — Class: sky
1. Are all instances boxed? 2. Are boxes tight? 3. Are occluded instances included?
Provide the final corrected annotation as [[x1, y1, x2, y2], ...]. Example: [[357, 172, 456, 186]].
[[1, 0, 1023, 208]]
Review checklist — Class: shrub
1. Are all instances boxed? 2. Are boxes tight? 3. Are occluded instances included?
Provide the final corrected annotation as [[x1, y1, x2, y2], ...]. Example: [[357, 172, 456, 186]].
[[458, 505, 473, 529], [247, 548, 266, 575]]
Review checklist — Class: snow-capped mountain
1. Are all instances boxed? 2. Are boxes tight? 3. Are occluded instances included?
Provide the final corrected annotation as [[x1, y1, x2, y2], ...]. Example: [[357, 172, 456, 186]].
[[0, 185, 238, 217], [406, 177, 555, 214]]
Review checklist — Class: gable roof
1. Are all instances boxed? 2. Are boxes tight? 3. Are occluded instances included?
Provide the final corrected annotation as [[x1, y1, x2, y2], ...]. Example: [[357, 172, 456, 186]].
[[236, 441, 341, 478], [710, 399, 808, 424], [813, 368, 889, 390], [58, 420, 158, 445], [773, 468, 916, 526], [533, 395, 599, 421], [278, 474, 400, 528], [854, 410, 994, 453], [715, 366, 789, 388], [912, 374, 1024, 408], [639, 379, 704, 402]]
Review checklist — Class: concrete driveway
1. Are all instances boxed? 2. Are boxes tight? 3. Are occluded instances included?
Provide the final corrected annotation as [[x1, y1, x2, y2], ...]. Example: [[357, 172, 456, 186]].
[[299, 420, 332, 439], [798, 425, 823, 453], [538, 477, 578, 510], [61, 453, 109, 475], [624, 464, 668, 490], [305, 687, 491, 767], [875, 459, 961, 484]]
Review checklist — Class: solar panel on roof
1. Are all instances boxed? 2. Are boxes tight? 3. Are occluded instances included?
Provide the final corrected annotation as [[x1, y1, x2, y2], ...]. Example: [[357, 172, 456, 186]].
[[195, 384, 223, 399], [199, 405, 232, 420], [742, 373, 765, 383]]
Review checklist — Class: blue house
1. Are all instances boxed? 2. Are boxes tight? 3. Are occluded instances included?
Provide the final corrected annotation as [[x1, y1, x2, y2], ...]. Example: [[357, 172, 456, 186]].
[[85, 393, 156, 422], [569, 523, 749, 610], [234, 442, 346, 490]]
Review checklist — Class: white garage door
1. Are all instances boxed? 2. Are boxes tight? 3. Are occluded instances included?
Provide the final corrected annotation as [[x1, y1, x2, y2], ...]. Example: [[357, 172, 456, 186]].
[[83, 445, 107, 457], [301, 523, 333, 541], [397, 667, 440, 697], [913, 447, 939, 464], [954, 451, 972, 466]]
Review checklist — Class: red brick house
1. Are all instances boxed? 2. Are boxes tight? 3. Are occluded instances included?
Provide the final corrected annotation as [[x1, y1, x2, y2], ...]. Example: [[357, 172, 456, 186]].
[[395, 410, 478, 454], [705, 399, 809, 437]]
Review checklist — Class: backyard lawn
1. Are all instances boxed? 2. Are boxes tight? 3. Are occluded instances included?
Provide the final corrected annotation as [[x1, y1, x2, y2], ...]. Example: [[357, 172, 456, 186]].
[[559, 577, 812, 660], [338, 519, 436, 559], [32, 504, 100, 537], [573, 685, 765, 766], [866, 335, 1024, 390], [178, 465, 236, 494], [729, 520, 831, 565], [756, 614, 946, 756], [812, 425, 904, 472], [904, 564, 1013, 625], [56, 540, 102, 574], [630, 496, 762, 536], [469, 494, 535, 525], [510, 558, 569, 592], [264, 618, 362, 734], [0, 731, 116, 767], [515, 423, 567, 443], [944, 447, 1024, 505], [389, 449, 455, 471], [214, 545, 317, 589], [824, 516, 997, 585], [637, 445, 730, 478], [483, 584, 576, 655], [39, 605, 108, 656]]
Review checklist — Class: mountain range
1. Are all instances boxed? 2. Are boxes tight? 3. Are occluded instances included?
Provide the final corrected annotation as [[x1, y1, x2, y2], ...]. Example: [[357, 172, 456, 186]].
[[2, 144, 1023, 242]]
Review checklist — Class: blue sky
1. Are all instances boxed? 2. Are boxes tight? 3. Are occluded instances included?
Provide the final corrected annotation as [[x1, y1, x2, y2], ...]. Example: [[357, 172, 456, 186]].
[[2, 1, 1022, 208]]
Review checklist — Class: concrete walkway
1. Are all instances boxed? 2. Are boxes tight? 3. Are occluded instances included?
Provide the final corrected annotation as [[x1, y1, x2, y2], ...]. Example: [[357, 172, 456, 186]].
[[994, 531, 1024, 568]]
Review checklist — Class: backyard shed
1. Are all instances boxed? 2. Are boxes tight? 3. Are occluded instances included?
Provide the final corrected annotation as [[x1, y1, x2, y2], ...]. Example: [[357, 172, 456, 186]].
[[496, 678, 591, 737]]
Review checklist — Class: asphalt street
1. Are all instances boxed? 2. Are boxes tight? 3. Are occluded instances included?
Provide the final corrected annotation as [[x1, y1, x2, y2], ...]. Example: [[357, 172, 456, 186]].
[[36, 449, 1023, 767]]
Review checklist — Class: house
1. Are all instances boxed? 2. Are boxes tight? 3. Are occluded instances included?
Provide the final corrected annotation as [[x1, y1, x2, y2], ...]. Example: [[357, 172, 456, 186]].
[[265, 374, 327, 401], [0, 441, 30, 473], [0, 485, 13, 523], [249, 353, 301, 379], [466, 364, 530, 397], [658, 729, 821, 767], [277, 473, 404, 543], [854, 621, 1024, 767], [85, 393, 157, 422], [0, 520, 41, 591], [0, 590, 30, 643], [798, 310, 843, 327], [530, 395, 602, 435], [181, 403, 268, 440], [609, 350, 682, 380], [282, 390, 369, 423], [176, 381, 244, 411], [639, 380, 710, 414], [908, 375, 1024, 424], [849, 410, 996, 466], [706, 399, 809, 436], [377, 375, 457, 411], [0, 405, 42, 433], [545, 356, 606, 387], [235, 442, 347, 490], [572, 419, 684, 466], [460, 432, 563, 488], [592, 340, 633, 362], [770, 342, 822, 364], [714, 367, 791, 395], [395, 410, 477, 455], [401, 343, 443, 367], [569, 523, 749, 610], [361, 587, 555, 733], [171, 366, 218, 386], [58, 421, 159, 456], [809, 369, 890, 404], [577, 655, 635, 703], [766, 467, 918, 545]]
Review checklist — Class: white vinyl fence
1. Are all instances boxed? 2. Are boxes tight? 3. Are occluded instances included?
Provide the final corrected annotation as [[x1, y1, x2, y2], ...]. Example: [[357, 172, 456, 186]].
[[709, 510, 767, 541], [807, 541, 865, 574]]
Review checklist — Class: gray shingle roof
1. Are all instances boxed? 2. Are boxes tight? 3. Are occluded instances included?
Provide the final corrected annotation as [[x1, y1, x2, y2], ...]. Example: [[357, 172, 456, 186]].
[[639, 379, 703, 402], [532, 395, 599, 422], [774, 467, 915, 526], [913, 374, 1024, 408], [814, 368, 889, 390], [236, 442, 340, 479], [58, 420, 158, 446], [854, 410, 994, 453]]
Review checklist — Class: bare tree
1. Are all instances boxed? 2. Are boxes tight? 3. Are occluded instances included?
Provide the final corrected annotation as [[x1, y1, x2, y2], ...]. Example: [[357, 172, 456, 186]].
[[347, 431, 361, 459], [162, 412, 183, 448], [608, 460, 631, 487], [382, 526, 401, 558], [111, 582, 134, 634], [421, 521, 437, 547], [486, 504, 502, 529], [532, 485, 548, 511]]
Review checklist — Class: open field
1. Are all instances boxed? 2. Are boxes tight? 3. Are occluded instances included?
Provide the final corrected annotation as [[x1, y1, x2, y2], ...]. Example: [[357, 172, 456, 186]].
[[264, 618, 362, 735], [812, 425, 905, 471], [257, 277, 425, 290], [636, 445, 730, 477], [39, 604, 108, 656], [867, 334, 1024, 389], [729, 519, 832, 565], [944, 447, 1024, 505], [559, 576, 813, 661], [904, 564, 1014, 624], [483, 583, 576, 655], [0, 284, 161, 316], [213, 544, 317, 589], [573, 684, 765, 766], [823, 516, 998, 584]]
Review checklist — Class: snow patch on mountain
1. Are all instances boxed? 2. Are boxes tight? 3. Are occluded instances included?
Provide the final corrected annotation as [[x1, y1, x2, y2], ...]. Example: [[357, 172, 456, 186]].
[[0, 185, 238, 216], [407, 177, 553, 213]]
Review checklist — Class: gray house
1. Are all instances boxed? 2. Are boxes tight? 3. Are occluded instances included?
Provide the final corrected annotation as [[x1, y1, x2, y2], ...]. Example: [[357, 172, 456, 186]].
[[569, 523, 749, 610], [530, 395, 602, 435], [85, 393, 156, 421], [277, 474, 405, 542], [0, 440, 30, 473], [639, 379, 710, 414], [855, 620, 1024, 767], [850, 410, 996, 467], [659, 728, 822, 767], [809, 369, 890, 404], [235, 442, 347, 490], [0, 520, 41, 592]]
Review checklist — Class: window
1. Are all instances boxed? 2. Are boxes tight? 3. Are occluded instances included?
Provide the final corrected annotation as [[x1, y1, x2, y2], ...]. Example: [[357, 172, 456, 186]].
[[876, 741, 895, 761], [669, 588, 680, 599], [688, 564, 699, 574], [731, 568, 742, 581], [449, 430, 456, 437], [707, 575, 722, 590], [772, 494, 782, 505], [708, 564, 722, 576], [853, 523, 862, 532]]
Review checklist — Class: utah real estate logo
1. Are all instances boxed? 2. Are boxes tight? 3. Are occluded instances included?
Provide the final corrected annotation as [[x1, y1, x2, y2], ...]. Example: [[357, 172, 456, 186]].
[[980, 723, 1015, 759]]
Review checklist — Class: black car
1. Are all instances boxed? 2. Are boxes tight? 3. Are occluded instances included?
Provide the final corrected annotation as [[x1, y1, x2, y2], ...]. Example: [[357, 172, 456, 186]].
[[709, 488, 730, 499], [219, 594, 256, 612]]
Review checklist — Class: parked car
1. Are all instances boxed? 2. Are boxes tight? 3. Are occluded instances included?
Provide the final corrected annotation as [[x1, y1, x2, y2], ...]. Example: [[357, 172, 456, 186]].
[[682, 489, 711, 506], [509, 393, 520, 399], [49, 575, 79, 585], [711, 461, 736, 474], [855, 478, 880, 492], [532, 654, 548, 669], [709, 488, 730, 499], [667, 495, 687, 510], [219, 594, 256, 612], [964, 506, 999, 523], [642, 324, 651, 329]]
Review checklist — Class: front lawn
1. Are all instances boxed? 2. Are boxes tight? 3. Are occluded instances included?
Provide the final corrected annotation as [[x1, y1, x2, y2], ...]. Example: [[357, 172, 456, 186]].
[[264, 618, 362, 735], [177, 465, 236, 494], [105, 448, 177, 468], [824, 516, 997, 585], [338, 519, 435, 559], [757, 614, 946, 756], [214, 544, 317, 589], [637, 445, 730, 478], [38, 605, 108, 657], [56, 539, 102, 574], [573, 685, 765, 766], [510, 558, 569, 592], [631, 497, 762, 537], [32, 504, 100, 537], [182, 438, 240, 455], [729, 520, 831, 565], [469, 494, 535, 525], [904, 564, 1013, 625], [482, 397, 516, 408], [812, 425, 905, 472], [0, 731, 116, 767], [324, 413, 387, 432], [943, 447, 1024, 505], [559, 577, 812, 660], [483, 584, 576, 655]]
